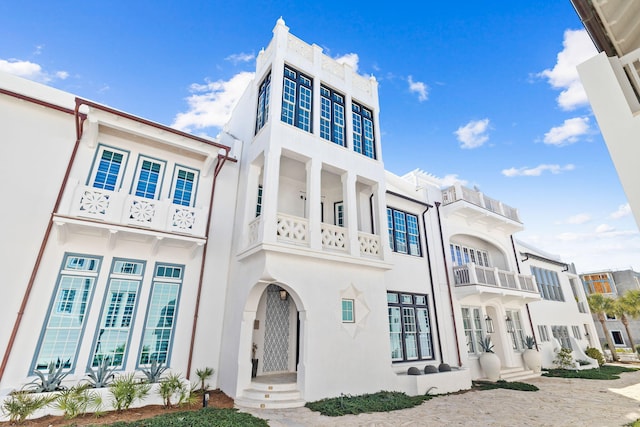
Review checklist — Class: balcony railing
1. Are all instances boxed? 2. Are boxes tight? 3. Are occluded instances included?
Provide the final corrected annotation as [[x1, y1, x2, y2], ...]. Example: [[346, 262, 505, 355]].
[[441, 185, 521, 223], [70, 185, 205, 236], [453, 263, 538, 293], [620, 48, 640, 114]]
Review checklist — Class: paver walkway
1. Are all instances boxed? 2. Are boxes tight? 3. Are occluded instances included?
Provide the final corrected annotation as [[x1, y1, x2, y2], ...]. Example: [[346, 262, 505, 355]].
[[241, 368, 640, 426]]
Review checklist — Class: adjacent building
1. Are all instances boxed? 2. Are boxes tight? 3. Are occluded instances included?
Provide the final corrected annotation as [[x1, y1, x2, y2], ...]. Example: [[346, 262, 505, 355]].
[[0, 18, 601, 413]]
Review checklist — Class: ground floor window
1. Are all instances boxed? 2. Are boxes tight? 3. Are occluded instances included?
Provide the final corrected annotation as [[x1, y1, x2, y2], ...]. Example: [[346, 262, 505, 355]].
[[387, 292, 433, 362], [552, 325, 572, 349], [571, 325, 582, 340], [538, 325, 550, 342], [506, 309, 525, 351], [611, 330, 625, 346], [461, 307, 484, 354], [341, 299, 354, 323]]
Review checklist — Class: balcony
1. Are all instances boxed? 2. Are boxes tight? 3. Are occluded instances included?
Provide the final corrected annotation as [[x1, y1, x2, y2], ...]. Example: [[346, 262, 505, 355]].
[[452, 263, 540, 303], [247, 213, 382, 259], [66, 184, 206, 236], [441, 185, 523, 233]]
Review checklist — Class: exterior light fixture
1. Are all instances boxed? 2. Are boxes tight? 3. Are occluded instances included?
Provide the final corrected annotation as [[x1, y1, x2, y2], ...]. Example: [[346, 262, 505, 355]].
[[279, 289, 288, 301], [505, 315, 514, 332], [485, 315, 494, 333]]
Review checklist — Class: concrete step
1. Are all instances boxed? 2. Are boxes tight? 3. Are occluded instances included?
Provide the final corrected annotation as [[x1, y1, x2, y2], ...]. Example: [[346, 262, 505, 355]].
[[234, 395, 306, 409], [249, 380, 299, 392], [241, 387, 303, 401], [477, 367, 541, 383]]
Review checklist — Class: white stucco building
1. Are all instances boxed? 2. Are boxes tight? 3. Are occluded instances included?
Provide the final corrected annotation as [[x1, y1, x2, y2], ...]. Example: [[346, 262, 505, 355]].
[[0, 18, 601, 414], [572, 0, 640, 229]]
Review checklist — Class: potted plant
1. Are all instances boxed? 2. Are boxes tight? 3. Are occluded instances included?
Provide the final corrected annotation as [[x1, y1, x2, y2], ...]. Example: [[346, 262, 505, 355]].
[[478, 336, 500, 381], [251, 343, 258, 378], [521, 335, 542, 373]]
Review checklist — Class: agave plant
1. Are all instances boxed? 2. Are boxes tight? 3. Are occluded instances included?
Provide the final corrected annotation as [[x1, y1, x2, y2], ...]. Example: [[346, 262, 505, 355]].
[[85, 356, 116, 388], [522, 335, 536, 350], [140, 359, 167, 383], [479, 336, 495, 353], [28, 358, 70, 392]]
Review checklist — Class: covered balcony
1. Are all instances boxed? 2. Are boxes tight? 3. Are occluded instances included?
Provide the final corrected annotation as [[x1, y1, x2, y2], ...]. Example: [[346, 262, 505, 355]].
[[441, 184, 522, 233], [453, 263, 540, 303]]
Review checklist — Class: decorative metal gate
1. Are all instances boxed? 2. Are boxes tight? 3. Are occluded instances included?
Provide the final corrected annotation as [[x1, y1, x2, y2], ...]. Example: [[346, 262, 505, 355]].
[[263, 284, 290, 372]]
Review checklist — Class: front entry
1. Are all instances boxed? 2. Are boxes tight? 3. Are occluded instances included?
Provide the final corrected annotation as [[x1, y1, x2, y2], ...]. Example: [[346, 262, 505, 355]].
[[263, 284, 291, 372]]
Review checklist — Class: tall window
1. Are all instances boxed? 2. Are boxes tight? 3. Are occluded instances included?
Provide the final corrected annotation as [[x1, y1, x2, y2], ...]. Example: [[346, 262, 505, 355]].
[[531, 267, 565, 301], [171, 166, 198, 207], [334, 202, 344, 227], [281, 66, 312, 132], [387, 292, 433, 362], [387, 208, 421, 256], [138, 264, 183, 366], [32, 254, 101, 371], [320, 85, 345, 146], [341, 299, 354, 323], [506, 310, 525, 351], [538, 325, 550, 342], [352, 101, 375, 159], [255, 185, 263, 217], [571, 325, 582, 339], [91, 259, 144, 367], [89, 146, 128, 191], [581, 273, 614, 294], [450, 244, 489, 267], [255, 72, 271, 133], [461, 307, 484, 353], [133, 157, 165, 199], [551, 325, 572, 349]]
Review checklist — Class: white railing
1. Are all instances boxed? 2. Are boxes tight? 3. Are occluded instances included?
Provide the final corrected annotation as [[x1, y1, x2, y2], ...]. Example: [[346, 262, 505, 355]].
[[441, 184, 521, 223], [321, 223, 347, 251], [71, 185, 205, 236], [620, 48, 640, 113], [248, 217, 261, 247], [453, 263, 538, 294], [276, 213, 309, 246], [358, 232, 381, 257]]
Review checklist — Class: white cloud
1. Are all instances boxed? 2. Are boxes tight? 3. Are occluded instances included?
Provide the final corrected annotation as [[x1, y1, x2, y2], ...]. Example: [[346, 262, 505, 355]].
[[0, 58, 69, 84], [225, 52, 255, 64], [566, 213, 591, 225], [543, 117, 590, 146], [172, 71, 254, 133], [595, 223, 615, 233], [610, 203, 631, 219], [502, 163, 575, 177], [433, 174, 468, 188], [454, 118, 490, 149], [539, 29, 597, 110], [334, 53, 359, 72], [407, 76, 428, 102]]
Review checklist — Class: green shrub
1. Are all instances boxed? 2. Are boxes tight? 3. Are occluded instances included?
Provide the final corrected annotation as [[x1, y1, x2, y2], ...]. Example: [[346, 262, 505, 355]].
[[586, 347, 605, 366], [305, 391, 430, 416], [104, 407, 268, 426], [1, 390, 56, 423], [54, 384, 102, 419], [109, 373, 151, 411], [543, 364, 638, 380], [473, 380, 538, 391], [553, 347, 574, 369], [158, 373, 189, 407]]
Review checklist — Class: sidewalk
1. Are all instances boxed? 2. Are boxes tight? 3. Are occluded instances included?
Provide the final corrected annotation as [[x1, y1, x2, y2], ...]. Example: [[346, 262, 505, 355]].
[[241, 368, 640, 426]]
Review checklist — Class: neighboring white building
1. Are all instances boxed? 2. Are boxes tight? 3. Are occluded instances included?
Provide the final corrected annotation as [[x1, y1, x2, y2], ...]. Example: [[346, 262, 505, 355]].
[[0, 18, 601, 415], [515, 241, 598, 368], [572, 0, 640, 229]]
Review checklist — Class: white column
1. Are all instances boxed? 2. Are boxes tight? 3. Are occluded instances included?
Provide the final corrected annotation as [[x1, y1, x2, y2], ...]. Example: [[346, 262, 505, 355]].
[[374, 182, 392, 261], [307, 158, 322, 250], [261, 148, 281, 244], [343, 171, 359, 256]]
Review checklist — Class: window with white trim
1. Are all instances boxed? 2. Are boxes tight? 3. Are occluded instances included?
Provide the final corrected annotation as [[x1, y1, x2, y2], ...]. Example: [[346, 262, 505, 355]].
[[506, 310, 525, 351], [611, 330, 625, 346], [341, 299, 354, 323], [571, 325, 582, 340], [334, 202, 344, 227], [255, 72, 271, 133], [552, 325, 572, 349], [352, 101, 375, 159], [538, 325, 550, 342], [89, 145, 128, 191], [281, 66, 312, 132], [461, 307, 484, 353], [387, 292, 433, 362], [255, 185, 263, 217], [450, 244, 489, 267], [132, 157, 165, 200], [387, 208, 421, 256], [33, 254, 101, 371], [531, 267, 565, 301], [138, 264, 183, 366], [91, 259, 144, 368], [320, 85, 345, 146], [171, 166, 198, 207]]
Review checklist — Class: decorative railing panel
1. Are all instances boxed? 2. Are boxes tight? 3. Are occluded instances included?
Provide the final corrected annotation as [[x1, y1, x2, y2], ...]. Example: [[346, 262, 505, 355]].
[[78, 188, 111, 217], [321, 223, 347, 251], [620, 48, 640, 113], [248, 217, 261, 247], [453, 263, 538, 294], [358, 232, 380, 257], [276, 213, 308, 246]]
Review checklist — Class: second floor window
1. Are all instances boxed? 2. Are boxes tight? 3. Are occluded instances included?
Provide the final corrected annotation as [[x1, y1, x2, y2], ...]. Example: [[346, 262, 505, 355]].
[[91, 146, 128, 191], [352, 101, 375, 159], [532, 266, 565, 301], [387, 208, 421, 256], [320, 86, 345, 146], [255, 72, 271, 133], [450, 244, 490, 267], [133, 158, 164, 199], [172, 167, 198, 207], [281, 66, 312, 132]]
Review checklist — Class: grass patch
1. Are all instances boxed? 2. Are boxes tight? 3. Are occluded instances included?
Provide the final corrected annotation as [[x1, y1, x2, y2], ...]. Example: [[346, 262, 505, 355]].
[[624, 419, 640, 427], [473, 380, 539, 392], [305, 390, 432, 416], [96, 408, 268, 426], [542, 364, 638, 380]]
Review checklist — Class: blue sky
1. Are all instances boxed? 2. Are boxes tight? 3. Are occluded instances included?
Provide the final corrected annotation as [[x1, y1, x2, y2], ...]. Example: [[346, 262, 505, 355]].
[[2, 1, 638, 272]]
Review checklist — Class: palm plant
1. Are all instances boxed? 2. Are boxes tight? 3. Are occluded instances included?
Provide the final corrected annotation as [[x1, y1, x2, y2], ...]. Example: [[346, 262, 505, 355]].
[[587, 293, 619, 361], [613, 290, 640, 352], [195, 367, 214, 392]]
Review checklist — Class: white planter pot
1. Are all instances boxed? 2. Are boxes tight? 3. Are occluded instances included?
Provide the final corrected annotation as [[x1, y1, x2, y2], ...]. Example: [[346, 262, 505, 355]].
[[479, 352, 501, 381], [522, 349, 541, 373]]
